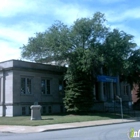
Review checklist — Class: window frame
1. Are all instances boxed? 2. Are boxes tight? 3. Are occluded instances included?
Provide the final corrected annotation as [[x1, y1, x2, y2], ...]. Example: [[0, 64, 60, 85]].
[[41, 78, 51, 95], [20, 77, 32, 95], [22, 107, 26, 115], [58, 79, 65, 95], [122, 82, 129, 96], [42, 106, 46, 114], [48, 105, 52, 113]]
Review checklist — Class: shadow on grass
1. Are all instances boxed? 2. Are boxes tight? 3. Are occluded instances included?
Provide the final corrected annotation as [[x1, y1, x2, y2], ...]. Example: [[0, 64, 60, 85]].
[[42, 118, 54, 120], [46, 112, 131, 119]]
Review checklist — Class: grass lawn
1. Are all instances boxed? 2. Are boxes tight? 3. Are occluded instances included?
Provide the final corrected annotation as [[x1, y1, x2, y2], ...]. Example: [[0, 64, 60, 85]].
[[0, 113, 129, 126]]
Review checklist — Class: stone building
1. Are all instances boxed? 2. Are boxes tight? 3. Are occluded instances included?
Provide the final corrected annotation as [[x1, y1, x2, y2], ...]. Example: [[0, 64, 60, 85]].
[[0, 60, 65, 116], [92, 76, 132, 112], [0, 59, 132, 116]]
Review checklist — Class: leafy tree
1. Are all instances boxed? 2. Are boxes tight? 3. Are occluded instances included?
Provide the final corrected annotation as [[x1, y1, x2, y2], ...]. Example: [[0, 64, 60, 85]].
[[64, 64, 93, 112], [127, 49, 140, 85], [100, 29, 136, 76], [63, 12, 109, 112], [21, 12, 108, 112], [127, 49, 140, 106], [21, 21, 70, 63], [21, 12, 139, 112], [21, 12, 108, 67]]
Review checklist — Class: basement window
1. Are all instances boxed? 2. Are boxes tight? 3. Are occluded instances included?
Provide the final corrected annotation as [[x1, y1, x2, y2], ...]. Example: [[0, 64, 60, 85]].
[[22, 107, 26, 115]]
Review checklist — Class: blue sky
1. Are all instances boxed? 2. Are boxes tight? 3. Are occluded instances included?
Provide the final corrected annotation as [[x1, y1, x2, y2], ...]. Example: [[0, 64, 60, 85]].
[[0, 0, 140, 62]]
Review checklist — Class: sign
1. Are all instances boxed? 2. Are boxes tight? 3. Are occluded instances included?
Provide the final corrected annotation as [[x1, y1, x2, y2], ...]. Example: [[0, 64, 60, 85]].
[[128, 128, 140, 139], [97, 75, 117, 83]]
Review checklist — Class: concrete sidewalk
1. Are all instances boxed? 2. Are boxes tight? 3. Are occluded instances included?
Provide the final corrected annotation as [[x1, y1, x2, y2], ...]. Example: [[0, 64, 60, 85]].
[[0, 118, 139, 134]]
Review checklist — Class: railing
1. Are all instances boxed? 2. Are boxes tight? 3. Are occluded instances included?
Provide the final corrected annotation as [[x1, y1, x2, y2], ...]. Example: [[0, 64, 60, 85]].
[[104, 100, 137, 117], [104, 106, 136, 117]]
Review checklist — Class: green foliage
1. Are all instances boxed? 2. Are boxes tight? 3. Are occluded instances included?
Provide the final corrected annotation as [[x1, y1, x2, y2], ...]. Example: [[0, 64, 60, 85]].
[[100, 29, 136, 75], [127, 49, 140, 84], [21, 12, 108, 67], [64, 67, 93, 112], [128, 49, 140, 104], [20, 12, 140, 112]]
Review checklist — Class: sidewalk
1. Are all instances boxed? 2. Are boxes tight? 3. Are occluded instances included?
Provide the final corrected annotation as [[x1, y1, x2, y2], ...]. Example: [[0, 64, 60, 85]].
[[0, 118, 139, 134]]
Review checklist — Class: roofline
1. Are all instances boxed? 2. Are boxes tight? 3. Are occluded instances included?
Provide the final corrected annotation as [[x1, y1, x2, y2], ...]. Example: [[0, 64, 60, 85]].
[[0, 59, 67, 73], [0, 59, 16, 64], [0, 59, 66, 68]]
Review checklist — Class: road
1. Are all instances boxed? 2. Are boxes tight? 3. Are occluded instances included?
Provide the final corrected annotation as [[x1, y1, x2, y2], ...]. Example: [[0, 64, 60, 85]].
[[0, 122, 140, 140]]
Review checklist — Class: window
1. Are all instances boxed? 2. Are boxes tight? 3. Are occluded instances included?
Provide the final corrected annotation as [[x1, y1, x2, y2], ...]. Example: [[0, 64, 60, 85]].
[[59, 80, 64, 95], [60, 105, 63, 113], [41, 79, 50, 94], [123, 83, 129, 95], [48, 106, 52, 113], [59, 80, 63, 91], [29, 107, 31, 115], [21, 78, 32, 94], [22, 107, 26, 115], [42, 106, 46, 114]]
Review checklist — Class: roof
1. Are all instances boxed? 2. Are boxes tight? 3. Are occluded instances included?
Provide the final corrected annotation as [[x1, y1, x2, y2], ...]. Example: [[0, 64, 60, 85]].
[[0, 59, 66, 73]]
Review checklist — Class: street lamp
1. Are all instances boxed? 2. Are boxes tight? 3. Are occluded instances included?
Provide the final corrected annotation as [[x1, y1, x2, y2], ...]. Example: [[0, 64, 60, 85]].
[[116, 96, 123, 121]]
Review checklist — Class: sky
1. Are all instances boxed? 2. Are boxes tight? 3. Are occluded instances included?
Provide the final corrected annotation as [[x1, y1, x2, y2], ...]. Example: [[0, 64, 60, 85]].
[[0, 0, 140, 62]]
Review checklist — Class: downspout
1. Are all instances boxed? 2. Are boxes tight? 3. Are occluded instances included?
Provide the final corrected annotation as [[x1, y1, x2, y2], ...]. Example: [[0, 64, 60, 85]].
[[1, 69, 5, 117]]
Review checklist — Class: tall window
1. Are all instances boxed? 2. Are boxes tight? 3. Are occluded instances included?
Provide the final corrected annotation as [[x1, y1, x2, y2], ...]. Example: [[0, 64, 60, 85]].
[[48, 106, 52, 113], [59, 80, 64, 95], [21, 78, 32, 94], [41, 79, 50, 94], [123, 83, 129, 95], [42, 106, 46, 114], [59, 80, 63, 91]]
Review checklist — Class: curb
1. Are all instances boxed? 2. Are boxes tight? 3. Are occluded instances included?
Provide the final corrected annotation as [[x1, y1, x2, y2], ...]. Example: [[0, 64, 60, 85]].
[[40, 119, 139, 132], [0, 119, 139, 134]]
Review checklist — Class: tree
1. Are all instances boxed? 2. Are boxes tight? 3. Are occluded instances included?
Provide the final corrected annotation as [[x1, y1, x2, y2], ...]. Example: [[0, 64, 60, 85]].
[[62, 12, 108, 112], [21, 12, 108, 112], [100, 29, 136, 76], [127, 49, 140, 106], [21, 21, 71, 63], [63, 64, 93, 113], [21, 12, 108, 66], [21, 12, 139, 112]]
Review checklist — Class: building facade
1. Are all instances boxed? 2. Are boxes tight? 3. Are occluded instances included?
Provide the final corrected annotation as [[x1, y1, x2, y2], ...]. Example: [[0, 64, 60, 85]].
[[0, 60, 65, 117], [0, 60, 132, 116], [92, 76, 132, 112]]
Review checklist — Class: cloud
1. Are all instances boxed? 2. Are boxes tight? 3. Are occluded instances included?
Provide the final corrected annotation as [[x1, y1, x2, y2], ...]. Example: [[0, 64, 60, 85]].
[[0, 0, 33, 17], [106, 7, 140, 23], [105, 6, 140, 47], [98, 0, 126, 4], [0, 21, 48, 45], [0, 0, 73, 18], [0, 0, 52, 18], [0, 20, 49, 62], [109, 23, 140, 46], [85, 0, 125, 3], [0, 41, 21, 61], [0, 0, 140, 62], [53, 4, 92, 25]]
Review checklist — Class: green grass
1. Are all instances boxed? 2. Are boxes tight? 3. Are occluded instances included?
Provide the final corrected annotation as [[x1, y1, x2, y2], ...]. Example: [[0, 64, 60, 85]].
[[0, 113, 129, 126]]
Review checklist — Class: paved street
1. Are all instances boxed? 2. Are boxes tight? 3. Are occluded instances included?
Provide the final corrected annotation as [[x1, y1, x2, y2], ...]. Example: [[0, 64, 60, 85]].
[[0, 122, 140, 140]]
